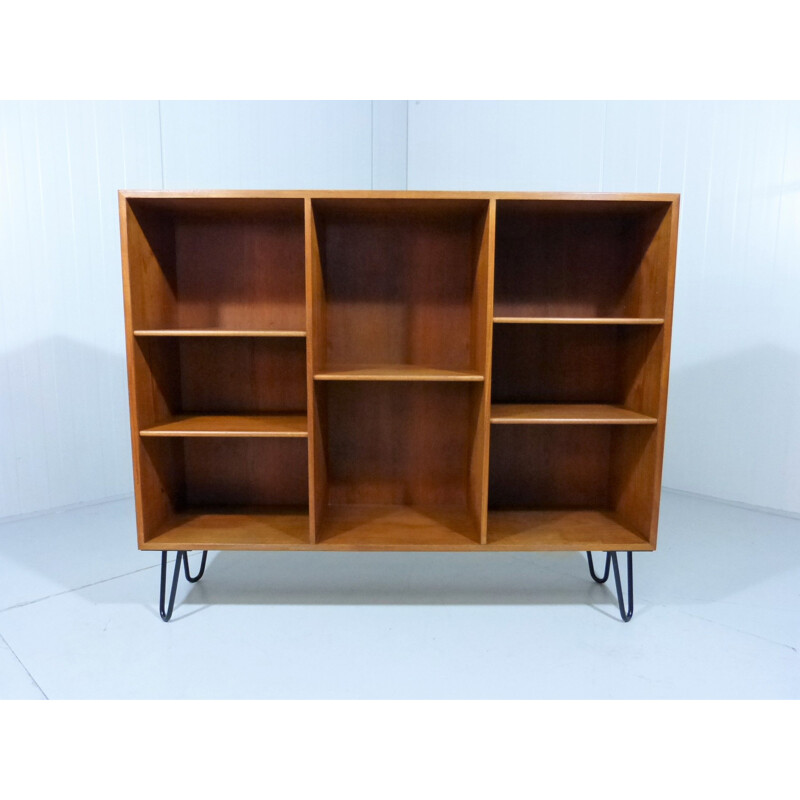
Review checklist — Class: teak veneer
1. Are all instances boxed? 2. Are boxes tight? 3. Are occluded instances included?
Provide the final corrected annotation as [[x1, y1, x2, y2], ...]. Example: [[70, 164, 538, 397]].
[[119, 191, 679, 620]]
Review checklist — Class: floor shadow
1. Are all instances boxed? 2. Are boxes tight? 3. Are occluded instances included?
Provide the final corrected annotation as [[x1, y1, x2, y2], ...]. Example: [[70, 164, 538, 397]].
[[90, 549, 608, 607]]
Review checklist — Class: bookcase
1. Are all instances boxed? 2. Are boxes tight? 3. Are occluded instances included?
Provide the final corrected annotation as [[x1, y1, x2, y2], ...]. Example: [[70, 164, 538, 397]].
[[120, 191, 679, 620]]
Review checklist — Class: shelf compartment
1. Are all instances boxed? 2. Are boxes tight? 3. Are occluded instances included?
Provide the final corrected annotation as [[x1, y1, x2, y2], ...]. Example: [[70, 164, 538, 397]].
[[494, 199, 673, 320], [322, 382, 478, 507], [491, 323, 662, 416], [490, 404, 656, 425], [134, 329, 306, 338], [138, 437, 310, 544], [486, 510, 651, 551], [144, 508, 310, 550], [317, 505, 480, 549], [140, 414, 308, 438], [125, 197, 306, 332], [493, 317, 664, 326], [488, 425, 659, 546], [310, 197, 491, 375], [315, 365, 484, 382], [317, 381, 483, 541], [133, 336, 307, 426]]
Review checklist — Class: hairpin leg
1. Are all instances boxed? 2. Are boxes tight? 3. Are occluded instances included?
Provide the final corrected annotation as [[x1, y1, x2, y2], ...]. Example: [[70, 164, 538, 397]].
[[159, 551, 209, 622], [586, 550, 634, 622], [587, 551, 612, 583], [183, 550, 208, 583]]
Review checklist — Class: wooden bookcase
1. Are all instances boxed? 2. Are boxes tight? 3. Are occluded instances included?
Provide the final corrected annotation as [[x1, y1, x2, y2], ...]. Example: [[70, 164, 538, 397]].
[[120, 191, 678, 616]]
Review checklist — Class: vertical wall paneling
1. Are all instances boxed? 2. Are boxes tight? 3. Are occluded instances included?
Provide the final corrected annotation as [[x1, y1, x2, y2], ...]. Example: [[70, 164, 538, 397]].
[[407, 100, 800, 515], [0, 101, 163, 519], [159, 101, 373, 190], [407, 101, 606, 191], [371, 101, 408, 190]]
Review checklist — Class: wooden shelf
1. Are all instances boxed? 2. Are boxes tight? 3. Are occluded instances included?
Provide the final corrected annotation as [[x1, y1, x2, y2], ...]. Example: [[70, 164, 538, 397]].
[[314, 365, 484, 382], [493, 317, 664, 325], [486, 509, 652, 551], [317, 505, 480, 549], [490, 404, 656, 425], [144, 507, 310, 550], [140, 414, 308, 438], [134, 329, 307, 337], [145, 505, 649, 552]]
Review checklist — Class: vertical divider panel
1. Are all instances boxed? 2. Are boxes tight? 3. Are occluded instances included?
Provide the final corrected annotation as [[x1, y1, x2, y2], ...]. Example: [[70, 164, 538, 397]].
[[305, 198, 327, 543], [468, 200, 496, 544]]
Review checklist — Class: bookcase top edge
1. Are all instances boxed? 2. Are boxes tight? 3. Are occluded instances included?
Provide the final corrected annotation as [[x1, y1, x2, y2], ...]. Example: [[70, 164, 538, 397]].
[[119, 190, 679, 203]]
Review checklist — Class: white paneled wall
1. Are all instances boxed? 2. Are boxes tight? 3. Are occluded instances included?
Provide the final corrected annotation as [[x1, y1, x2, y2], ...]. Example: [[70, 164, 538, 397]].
[[408, 101, 800, 515], [2, 101, 798, 518], [0, 101, 162, 518], [159, 101, 373, 189]]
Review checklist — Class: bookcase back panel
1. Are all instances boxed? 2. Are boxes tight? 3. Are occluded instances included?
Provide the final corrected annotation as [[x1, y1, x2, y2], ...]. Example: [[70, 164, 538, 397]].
[[324, 382, 474, 507], [139, 437, 308, 515], [182, 438, 308, 508], [491, 324, 660, 411], [178, 338, 307, 413], [174, 218, 305, 331], [137, 337, 307, 417], [489, 425, 612, 508]]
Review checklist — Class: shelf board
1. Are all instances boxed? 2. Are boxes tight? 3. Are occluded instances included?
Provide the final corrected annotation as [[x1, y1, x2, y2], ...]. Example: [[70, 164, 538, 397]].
[[144, 507, 310, 550], [140, 414, 308, 438], [317, 505, 481, 549], [486, 509, 652, 551], [134, 329, 307, 338], [314, 365, 484, 382], [493, 317, 664, 325], [142, 506, 651, 552], [490, 404, 657, 425]]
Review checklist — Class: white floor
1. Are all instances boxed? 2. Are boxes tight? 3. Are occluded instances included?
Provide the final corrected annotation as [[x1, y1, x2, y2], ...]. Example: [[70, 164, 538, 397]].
[[0, 491, 797, 699]]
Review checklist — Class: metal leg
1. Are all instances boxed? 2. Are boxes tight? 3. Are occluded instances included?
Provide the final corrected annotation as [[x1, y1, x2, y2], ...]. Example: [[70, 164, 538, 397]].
[[586, 551, 612, 583], [586, 550, 634, 622], [610, 551, 634, 622], [183, 550, 208, 583], [159, 550, 209, 622], [160, 552, 183, 622]]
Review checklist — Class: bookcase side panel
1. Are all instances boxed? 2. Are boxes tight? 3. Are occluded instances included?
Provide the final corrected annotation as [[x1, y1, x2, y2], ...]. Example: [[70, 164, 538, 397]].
[[125, 202, 178, 330], [648, 200, 680, 544], [619, 204, 674, 319], [613, 200, 679, 544]]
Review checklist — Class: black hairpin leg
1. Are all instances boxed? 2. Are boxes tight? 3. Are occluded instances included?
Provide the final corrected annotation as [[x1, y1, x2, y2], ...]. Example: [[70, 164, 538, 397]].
[[183, 550, 208, 583], [586, 551, 634, 622], [160, 551, 209, 622]]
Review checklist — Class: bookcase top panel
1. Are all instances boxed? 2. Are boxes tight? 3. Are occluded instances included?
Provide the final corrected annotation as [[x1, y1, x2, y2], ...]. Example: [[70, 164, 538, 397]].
[[122, 189, 679, 206]]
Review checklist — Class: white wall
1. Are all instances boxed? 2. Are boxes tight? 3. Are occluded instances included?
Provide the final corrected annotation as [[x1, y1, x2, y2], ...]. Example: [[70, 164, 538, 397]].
[[2, 101, 798, 518], [0, 102, 162, 518], [408, 101, 800, 515]]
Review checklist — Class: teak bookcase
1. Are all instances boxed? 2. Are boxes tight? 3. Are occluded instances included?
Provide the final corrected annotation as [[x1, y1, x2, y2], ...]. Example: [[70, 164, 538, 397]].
[[119, 191, 679, 621]]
